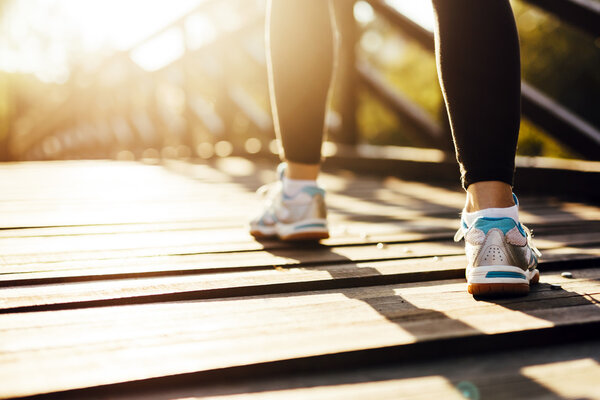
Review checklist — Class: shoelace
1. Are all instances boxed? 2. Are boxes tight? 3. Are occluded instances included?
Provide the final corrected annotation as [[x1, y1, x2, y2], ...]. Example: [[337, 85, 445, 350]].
[[256, 182, 275, 197], [523, 224, 542, 258], [255, 182, 279, 211], [453, 226, 465, 242], [454, 222, 542, 258]]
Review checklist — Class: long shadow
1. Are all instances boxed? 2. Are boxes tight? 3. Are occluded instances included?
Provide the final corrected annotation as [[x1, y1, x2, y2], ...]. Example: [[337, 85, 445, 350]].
[[247, 238, 600, 399], [167, 161, 600, 398], [35, 162, 600, 400]]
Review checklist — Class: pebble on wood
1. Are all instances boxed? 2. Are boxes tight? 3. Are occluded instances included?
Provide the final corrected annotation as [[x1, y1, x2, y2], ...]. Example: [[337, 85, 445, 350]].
[[551, 284, 562, 290], [561, 272, 573, 279]]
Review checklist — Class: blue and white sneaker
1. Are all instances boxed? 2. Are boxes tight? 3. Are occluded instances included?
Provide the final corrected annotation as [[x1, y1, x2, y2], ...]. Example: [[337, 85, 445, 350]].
[[249, 164, 329, 241], [454, 198, 541, 296]]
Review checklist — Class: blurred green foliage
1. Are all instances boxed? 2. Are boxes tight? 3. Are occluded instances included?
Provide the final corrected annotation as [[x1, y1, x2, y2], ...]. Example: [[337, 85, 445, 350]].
[[356, 0, 600, 158]]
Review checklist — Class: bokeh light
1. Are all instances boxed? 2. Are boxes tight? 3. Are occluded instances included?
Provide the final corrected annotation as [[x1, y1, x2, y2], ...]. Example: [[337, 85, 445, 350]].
[[0, 0, 595, 162]]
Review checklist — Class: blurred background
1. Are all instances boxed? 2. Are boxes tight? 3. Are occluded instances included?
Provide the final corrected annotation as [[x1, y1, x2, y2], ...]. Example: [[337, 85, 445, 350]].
[[0, 0, 598, 162]]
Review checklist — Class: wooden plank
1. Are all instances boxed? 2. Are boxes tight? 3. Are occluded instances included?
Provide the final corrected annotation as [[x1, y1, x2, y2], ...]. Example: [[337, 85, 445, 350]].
[[197, 376, 468, 400], [2, 231, 599, 285], [0, 160, 599, 399], [2, 160, 598, 229], [2, 215, 598, 263], [0, 191, 593, 225], [166, 354, 600, 400], [0, 234, 462, 270], [5, 197, 597, 234], [74, 340, 600, 400], [1, 271, 600, 398], [1, 246, 598, 313], [0, 201, 597, 248]]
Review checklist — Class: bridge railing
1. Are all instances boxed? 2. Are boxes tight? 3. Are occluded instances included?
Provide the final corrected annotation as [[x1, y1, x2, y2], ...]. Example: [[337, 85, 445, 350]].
[[7, 0, 600, 174], [352, 0, 600, 160]]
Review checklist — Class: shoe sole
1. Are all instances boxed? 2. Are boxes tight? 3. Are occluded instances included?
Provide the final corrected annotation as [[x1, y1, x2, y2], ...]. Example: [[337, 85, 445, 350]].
[[250, 230, 329, 241], [468, 268, 539, 296], [249, 230, 276, 239], [250, 219, 329, 241], [279, 231, 329, 241]]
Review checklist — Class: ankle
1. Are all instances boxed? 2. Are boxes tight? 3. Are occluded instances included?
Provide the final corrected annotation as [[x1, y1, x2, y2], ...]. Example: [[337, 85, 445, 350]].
[[465, 181, 514, 212], [284, 160, 320, 181]]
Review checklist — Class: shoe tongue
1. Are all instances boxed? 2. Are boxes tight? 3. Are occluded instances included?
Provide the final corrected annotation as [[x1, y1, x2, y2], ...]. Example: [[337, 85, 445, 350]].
[[282, 178, 319, 198], [283, 189, 314, 204], [462, 204, 519, 228]]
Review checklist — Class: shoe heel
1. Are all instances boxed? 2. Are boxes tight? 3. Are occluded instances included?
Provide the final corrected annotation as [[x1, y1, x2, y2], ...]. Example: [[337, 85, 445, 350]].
[[468, 282, 530, 296], [280, 231, 330, 241], [467, 267, 539, 297], [277, 219, 329, 241]]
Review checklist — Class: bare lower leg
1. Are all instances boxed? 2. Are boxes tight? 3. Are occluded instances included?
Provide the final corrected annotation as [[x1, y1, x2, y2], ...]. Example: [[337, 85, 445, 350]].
[[285, 160, 321, 181], [465, 181, 515, 212]]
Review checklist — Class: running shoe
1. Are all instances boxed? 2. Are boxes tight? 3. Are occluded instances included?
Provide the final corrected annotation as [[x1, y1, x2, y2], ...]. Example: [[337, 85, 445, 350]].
[[454, 198, 541, 296], [249, 164, 329, 241]]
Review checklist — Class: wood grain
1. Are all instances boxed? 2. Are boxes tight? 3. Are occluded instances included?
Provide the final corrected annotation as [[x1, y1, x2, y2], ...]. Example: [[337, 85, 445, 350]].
[[1, 271, 600, 398], [1, 247, 598, 313], [1, 160, 599, 399]]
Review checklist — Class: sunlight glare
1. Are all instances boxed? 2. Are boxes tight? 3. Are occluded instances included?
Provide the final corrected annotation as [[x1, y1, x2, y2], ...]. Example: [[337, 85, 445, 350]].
[[354, 1, 376, 25], [1, 0, 434, 82], [185, 14, 218, 50], [386, 0, 435, 32], [0, 0, 205, 81], [521, 358, 600, 399], [130, 28, 185, 71]]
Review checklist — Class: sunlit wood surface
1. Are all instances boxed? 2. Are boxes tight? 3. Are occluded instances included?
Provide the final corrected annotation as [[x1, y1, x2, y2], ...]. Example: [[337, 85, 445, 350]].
[[1, 159, 599, 400]]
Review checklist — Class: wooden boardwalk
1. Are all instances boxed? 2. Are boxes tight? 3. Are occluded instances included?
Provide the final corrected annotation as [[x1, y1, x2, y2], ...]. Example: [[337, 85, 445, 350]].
[[1, 159, 600, 399]]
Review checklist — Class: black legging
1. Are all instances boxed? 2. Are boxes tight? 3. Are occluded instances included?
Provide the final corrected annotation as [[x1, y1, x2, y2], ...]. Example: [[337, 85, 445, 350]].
[[266, 0, 521, 188]]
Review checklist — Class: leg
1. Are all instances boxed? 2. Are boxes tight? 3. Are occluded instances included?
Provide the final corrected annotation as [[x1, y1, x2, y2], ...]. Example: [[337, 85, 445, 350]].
[[433, 0, 540, 296], [432, 0, 520, 210], [250, 0, 336, 240], [266, 0, 336, 180]]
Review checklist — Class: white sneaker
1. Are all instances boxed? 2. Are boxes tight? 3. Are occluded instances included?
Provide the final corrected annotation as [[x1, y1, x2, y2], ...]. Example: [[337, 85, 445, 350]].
[[249, 164, 329, 241], [455, 198, 541, 296]]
